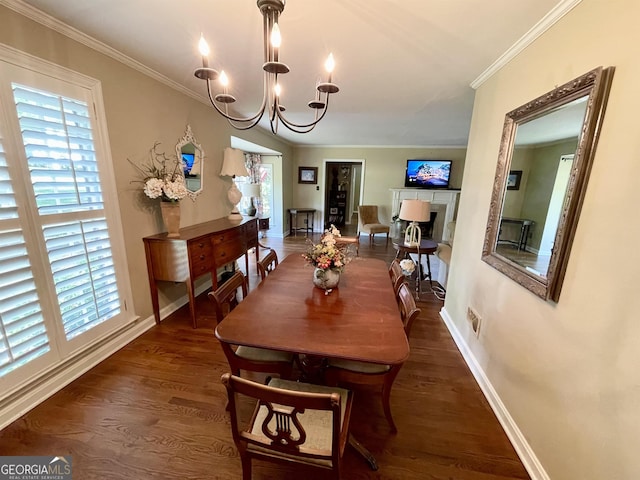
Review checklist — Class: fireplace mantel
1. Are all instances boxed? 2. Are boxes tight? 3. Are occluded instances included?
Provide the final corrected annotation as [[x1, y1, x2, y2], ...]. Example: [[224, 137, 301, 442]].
[[390, 188, 460, 242]]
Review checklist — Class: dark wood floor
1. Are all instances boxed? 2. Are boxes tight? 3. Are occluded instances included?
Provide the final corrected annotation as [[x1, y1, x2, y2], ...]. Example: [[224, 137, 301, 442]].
[[0, 229, 530, 480]]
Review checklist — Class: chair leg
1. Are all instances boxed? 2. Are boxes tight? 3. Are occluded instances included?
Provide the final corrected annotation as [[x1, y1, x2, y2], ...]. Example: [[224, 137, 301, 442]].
[[369, 234, 373, 247], [241, 456, 252, 480]]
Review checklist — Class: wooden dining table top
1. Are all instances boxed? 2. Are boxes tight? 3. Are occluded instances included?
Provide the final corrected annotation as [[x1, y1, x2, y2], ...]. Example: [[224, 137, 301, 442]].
[[215, 254, 410, 366]]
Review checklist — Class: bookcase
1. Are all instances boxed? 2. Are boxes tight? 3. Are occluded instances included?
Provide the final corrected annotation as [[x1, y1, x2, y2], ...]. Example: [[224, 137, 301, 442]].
[[327, 189, 347, 227]]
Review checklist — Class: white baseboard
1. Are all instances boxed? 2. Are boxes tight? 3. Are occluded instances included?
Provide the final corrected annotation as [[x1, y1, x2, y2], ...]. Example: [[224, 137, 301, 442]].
[[0, 284, 209, 430], [439, 306, 550, 480], [0, 316, 156, 430]]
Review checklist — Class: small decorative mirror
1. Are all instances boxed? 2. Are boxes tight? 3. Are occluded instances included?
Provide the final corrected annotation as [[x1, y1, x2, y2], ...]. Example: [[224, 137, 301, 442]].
[[482, 67, 614, 301], [176, 124, 204, 196]]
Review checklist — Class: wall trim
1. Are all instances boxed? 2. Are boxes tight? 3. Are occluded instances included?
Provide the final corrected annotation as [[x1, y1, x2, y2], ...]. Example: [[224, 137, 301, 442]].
[[0, 280, 214, 430], [1, 0, 207, 105], [439, 306, 550, 480], [471, 0, 582, 89], [0, 316, 155, 430]]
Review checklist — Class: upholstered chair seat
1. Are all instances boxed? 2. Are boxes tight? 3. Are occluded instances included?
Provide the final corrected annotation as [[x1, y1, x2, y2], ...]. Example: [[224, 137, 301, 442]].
[[235, 345, 293, 363], [324, 283, 420, 432], [222, 373, 353, 479], [357, 205, 390, 246], [209, 271, 294, 379]]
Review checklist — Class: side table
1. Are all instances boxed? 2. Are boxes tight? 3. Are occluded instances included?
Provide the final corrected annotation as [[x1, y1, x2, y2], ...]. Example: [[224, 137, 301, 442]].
[[393, 238, 438, 298], [258, 216, 270, 238], [288, 208, 315, 236]]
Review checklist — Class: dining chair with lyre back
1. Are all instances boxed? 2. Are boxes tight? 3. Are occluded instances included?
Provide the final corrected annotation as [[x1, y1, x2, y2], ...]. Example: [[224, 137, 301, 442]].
[[257, 248, 279, 280], [221, 373, 353, 480], [397, 282, 420, 337], [324, 282, 421, 433], [208, 271, 294, 379], [388, 259, 406, 300]]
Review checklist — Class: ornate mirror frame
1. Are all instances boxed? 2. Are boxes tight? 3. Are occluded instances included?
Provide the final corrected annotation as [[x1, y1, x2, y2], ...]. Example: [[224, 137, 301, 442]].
[[176, 124, 204, 197], [482, 66, 615, 302]]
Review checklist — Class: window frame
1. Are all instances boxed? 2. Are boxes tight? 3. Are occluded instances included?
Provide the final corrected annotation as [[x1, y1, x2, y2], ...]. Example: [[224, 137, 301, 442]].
[[0, 44, 136, 399]]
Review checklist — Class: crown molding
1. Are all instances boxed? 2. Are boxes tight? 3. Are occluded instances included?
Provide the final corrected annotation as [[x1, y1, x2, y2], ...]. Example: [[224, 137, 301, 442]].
[[0, 0, 206, 105], [471, 0, 582, 89]]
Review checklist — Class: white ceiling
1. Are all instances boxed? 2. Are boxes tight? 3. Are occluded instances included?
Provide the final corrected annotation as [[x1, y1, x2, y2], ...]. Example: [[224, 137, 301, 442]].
[[13, 0, 570, 147]]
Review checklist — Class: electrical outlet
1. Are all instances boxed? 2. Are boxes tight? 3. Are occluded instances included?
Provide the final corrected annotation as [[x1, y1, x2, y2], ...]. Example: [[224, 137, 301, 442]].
[[467, 307, 481, 337]]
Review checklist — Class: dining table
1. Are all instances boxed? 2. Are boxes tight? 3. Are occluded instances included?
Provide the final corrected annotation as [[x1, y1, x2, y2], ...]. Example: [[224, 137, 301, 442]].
[[215, 253, 410, 470]]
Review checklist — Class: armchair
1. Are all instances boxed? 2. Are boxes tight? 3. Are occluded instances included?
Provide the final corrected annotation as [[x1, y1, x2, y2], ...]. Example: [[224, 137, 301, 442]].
[[357, 205, 390, 246]]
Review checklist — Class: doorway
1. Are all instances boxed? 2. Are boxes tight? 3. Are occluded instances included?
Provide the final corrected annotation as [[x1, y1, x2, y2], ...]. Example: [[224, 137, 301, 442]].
[[322, 159, 365, 234]]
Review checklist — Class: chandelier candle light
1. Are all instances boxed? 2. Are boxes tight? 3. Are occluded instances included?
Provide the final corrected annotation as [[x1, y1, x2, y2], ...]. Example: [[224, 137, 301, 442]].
[[194, 0, 339, 134], [220, 147, 250, 220], [399, 199, 431, 247]]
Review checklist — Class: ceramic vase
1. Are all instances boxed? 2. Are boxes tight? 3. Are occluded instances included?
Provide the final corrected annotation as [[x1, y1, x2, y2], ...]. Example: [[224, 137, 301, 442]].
[[161, 201, 181, 237], [313, 267, 341, 290]]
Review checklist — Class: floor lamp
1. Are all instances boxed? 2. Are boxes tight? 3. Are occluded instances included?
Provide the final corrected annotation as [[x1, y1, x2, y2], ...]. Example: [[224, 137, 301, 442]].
[[399, 199, 431, 247], [221, 147, 249, 220]]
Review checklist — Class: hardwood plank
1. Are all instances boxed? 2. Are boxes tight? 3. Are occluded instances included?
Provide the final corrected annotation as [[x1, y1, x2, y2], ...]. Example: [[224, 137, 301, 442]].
[[0, 231, 530, 480]]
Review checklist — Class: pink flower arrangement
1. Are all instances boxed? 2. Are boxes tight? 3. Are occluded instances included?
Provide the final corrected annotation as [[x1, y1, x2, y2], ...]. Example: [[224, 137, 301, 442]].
[[302, 225, 352, 272]]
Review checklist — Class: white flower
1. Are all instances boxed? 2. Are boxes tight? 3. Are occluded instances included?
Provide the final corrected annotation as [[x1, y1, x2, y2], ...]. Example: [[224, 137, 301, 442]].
[[400, 259, 415, 274], [163, 179, 189, 200], [130, 143, 191, 202]]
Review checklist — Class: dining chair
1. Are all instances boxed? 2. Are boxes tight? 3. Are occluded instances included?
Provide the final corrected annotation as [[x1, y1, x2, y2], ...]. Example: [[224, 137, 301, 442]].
[[209, 271, 294, 379], [221, 373, 353, 480], [257, 248, 279, 280], [357, 205, 390, 246], [324, 282, 420, 432], [388, 259, 407, 300]]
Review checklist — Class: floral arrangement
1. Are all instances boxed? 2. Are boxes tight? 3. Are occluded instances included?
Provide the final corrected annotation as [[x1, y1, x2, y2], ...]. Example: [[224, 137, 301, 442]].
[[400, 259, 416, 276], [302, 224, 352, 272], [129, 143, 189, 202]]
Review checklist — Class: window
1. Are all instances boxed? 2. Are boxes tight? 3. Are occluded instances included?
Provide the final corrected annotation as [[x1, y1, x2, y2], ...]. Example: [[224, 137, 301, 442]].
[[0, 47, 134, 399]]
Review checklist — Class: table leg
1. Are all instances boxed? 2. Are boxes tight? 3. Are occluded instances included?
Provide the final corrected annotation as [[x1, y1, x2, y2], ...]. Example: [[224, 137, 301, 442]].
[[298, 354, 327, 384], [424, 253, 433, 288], [186, 279, 197, 329], [349, 433, 379, 471]]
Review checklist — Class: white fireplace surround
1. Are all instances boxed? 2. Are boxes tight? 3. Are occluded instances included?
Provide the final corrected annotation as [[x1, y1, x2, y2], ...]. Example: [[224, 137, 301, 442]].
[[390, 189, 460, 243]]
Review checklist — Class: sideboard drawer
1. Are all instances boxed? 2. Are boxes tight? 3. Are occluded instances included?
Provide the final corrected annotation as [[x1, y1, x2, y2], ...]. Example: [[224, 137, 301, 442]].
[[245, 220, 258, 248], [213, 239, 246, 265], [211, 229, 241, 245], [189, 239, 213, 275], [143, 216, 259, 328]]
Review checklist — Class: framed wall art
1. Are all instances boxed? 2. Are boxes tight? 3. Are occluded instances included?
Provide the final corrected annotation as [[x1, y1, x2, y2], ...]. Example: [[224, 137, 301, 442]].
[[507, 170, 522, 190], [298, 167, 318, 184]]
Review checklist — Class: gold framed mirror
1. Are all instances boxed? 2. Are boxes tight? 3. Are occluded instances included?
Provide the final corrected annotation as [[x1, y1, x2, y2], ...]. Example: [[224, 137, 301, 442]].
[[482, 66, 615, 301], [176, 124, 204, 196]]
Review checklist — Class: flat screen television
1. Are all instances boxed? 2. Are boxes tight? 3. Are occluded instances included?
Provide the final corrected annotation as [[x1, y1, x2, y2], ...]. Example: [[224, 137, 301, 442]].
[[404, 159, 452, 189], [182, 153, 195, 176]]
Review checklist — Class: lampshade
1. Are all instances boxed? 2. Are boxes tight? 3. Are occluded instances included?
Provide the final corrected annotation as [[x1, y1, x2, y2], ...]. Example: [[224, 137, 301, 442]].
[[399, 199, 431, 222], [221, 147, 249, 177], [241, 183, 261, 198]]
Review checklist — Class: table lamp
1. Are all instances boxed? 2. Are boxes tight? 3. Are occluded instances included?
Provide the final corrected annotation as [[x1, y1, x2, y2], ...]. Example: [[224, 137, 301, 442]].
[[239, 183, 261, 216], [221, 147, 249, 220], [399, 199, 431, 247]]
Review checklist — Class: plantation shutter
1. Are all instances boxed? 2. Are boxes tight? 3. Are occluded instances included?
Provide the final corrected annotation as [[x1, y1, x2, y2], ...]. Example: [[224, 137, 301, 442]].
[[0, 50, 134, 399], [0, 141, 50, 377], [13, 84, 120, 341]]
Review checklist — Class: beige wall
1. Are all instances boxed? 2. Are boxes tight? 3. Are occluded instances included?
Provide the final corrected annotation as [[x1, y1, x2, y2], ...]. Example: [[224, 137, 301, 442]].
[[446, 0, 640, 478], [292, 146, 466, 231], [0, 6, 293, 321]]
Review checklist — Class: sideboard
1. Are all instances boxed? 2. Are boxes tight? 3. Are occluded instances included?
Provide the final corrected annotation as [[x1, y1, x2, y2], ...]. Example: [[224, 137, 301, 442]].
[[143, 217, 259, 328]]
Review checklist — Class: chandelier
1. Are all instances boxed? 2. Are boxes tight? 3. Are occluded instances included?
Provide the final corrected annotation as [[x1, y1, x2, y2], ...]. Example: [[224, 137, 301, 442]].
[[194, 0, 339, 134]]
